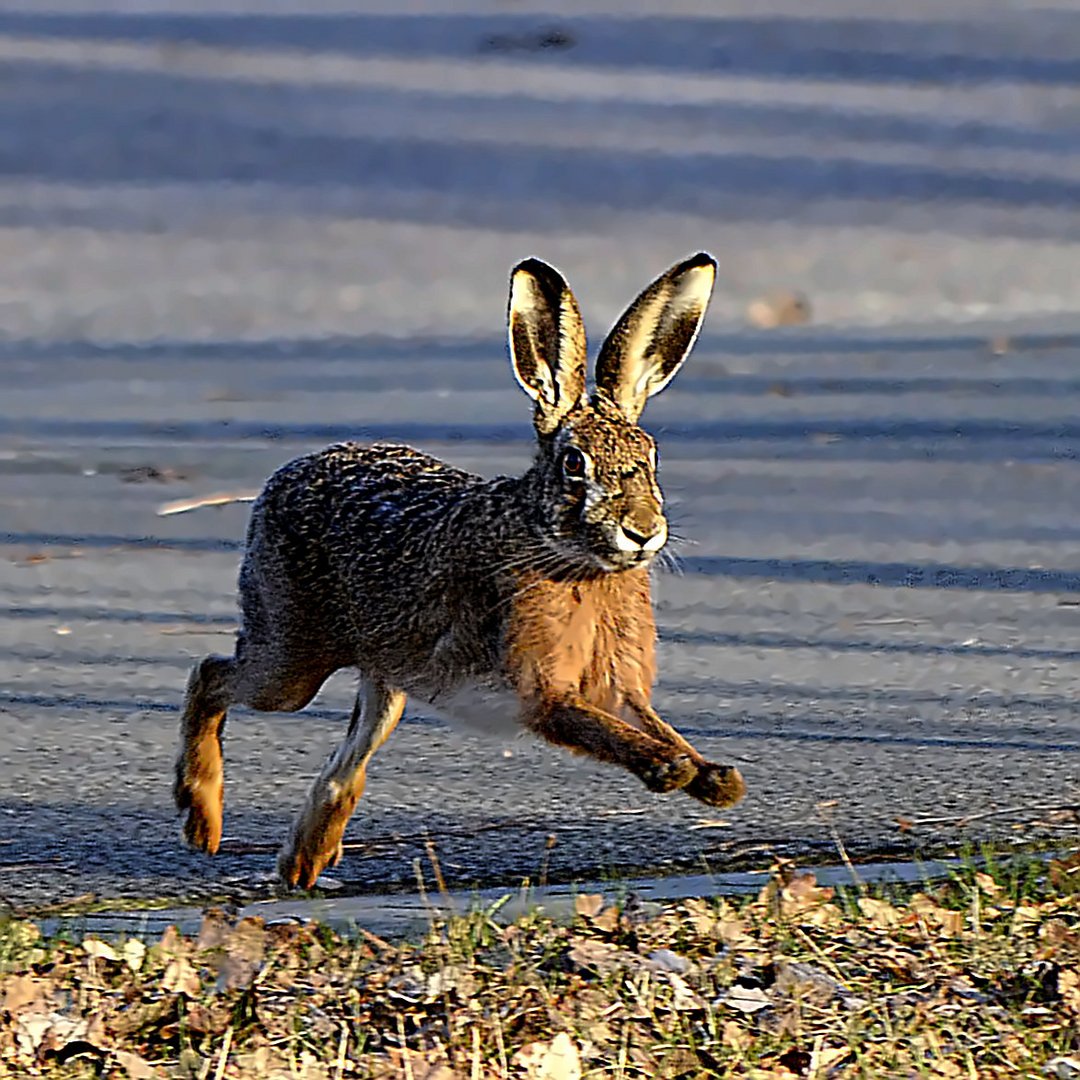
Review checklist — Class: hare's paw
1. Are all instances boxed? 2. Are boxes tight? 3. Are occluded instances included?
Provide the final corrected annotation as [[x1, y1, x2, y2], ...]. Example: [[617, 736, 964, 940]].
[[278, 794, 356, 890], [684, 762, 746, 808], [640, 753, 697, 793], [278, 836, 340, 891], [173, 775, 223, 854]]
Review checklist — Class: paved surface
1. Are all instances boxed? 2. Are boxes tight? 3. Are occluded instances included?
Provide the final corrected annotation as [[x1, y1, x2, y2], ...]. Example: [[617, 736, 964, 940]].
[[1, 0, 1080, 907]]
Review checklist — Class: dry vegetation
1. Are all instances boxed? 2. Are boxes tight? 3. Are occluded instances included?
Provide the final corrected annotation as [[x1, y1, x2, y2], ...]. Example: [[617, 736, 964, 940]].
[[2, 853, 1079, 1079]]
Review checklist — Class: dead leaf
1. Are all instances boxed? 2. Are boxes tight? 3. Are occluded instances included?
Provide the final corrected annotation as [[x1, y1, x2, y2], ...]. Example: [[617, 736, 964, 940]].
[[215, 918, 267, 992], [721, 984, 771, 1014], [909, 893, 964, 937], [196, 908, 233, 950], [1059, 968, 1080, 1016], [573, 893, 604, 920], [665, 972, 706, 1012], [1013, 904, 1042, 930], [113, 1049, 162, 1079], [1046, 1057, 1080, 1079], [1050, 851, 1080, 894], [426, 964, 476, 1001], [16, 1010, 107, 1059], [566, 939, 636, 977], [774, 960, 854, 1008], [721, 1019, 752, 1051], [161, 957, 201, 999], [646, 949, 692, 975], [858, 896, 905, 929], [82, 937, 119, 963], [1, 974, 47, 1015], [123, 938, 147, 973], [511, 1032, 582, 1080]]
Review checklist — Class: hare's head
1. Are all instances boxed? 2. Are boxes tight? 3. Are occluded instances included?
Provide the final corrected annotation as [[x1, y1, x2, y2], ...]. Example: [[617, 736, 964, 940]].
[[508, 253, 715, 574]]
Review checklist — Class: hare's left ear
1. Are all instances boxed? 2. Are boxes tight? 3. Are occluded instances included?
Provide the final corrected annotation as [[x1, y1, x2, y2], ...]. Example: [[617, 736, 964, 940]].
[[594, 252, 716, 423], [508, 258, 587, 436]]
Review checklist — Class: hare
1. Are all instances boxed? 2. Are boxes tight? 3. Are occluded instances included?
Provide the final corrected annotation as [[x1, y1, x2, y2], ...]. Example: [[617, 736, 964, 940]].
[[174, 253, 746, 889]]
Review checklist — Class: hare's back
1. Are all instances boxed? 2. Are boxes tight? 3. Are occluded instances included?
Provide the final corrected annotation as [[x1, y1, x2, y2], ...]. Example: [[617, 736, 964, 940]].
[[253, 442, 480, 542]]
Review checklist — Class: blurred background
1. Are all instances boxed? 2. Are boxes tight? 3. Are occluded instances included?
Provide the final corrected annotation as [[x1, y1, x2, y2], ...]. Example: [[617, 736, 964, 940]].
[[2, 0, 1080, 904]]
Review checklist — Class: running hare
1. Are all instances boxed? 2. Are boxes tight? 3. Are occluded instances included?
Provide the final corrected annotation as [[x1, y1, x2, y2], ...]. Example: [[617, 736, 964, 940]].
[[174, 253, 746, 888]]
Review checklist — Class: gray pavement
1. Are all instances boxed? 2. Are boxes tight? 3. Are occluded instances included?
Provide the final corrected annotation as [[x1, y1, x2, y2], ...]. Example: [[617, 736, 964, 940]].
[[1, 1, 1080, 908]]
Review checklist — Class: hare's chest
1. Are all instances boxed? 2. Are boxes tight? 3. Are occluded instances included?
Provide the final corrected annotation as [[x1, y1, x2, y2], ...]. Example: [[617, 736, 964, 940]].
[[506, 570, 655, 702]]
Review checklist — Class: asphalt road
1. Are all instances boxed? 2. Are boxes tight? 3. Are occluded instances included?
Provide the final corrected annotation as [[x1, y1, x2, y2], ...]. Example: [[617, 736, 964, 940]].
[[1, 0, 1080, 908]]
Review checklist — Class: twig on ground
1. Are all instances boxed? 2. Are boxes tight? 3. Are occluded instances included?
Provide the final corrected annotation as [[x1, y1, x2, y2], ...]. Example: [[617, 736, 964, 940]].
[[157, 491, 259, 516], [906, 802, 1079, 827]]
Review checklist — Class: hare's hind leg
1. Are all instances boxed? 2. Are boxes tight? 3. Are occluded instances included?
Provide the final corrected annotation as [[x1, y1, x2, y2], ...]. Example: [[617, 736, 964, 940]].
[[625, 698, 746, 808], [279, 677, 405, 890], [174, 645, 336, 855], [174, 655, 234, 853]]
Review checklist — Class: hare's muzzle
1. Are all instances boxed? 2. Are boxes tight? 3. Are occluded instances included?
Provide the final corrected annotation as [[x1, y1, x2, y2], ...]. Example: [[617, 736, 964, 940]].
[[611, 515, 668, 563]]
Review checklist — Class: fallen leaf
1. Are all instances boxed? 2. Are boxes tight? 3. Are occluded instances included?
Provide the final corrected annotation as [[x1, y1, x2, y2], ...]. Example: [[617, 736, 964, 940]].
[[721, 1019, 751, 1051], [1046, 1057, 1080, 1079], [1, 974, 46, 1014], [83, 937, 119, 962], [646, 949, 692, 975], [123, 938, 147, 973], [909, 893, 964, 937], [722, 984, 771, 1014], [113, 1049, 162, 1079], [858, 896, 905, 929], [215, 918, 267, 992], [566, 939, 634, 977], [511, 1032, 582, 1080], [573, 893, 604, 920], [161, 957, 201, 999]]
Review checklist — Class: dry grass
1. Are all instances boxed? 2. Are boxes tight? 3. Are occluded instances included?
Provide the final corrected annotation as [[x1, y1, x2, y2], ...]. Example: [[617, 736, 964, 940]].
[[1, 853, 1079, 1078]]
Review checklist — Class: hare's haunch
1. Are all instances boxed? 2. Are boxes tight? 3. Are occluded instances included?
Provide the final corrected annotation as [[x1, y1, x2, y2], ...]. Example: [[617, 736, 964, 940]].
[[174, 253, 746, 888]]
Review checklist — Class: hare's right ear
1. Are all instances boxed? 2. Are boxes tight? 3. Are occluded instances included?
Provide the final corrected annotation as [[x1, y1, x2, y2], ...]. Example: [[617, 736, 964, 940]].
[[508, 258, 587, 436]]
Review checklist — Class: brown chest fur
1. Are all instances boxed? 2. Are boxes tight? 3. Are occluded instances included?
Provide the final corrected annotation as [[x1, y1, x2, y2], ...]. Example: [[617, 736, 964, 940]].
[[507, 568, 656, 710]]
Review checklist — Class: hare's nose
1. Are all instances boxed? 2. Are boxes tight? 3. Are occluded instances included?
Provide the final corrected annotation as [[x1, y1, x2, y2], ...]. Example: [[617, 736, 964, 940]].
[[617, 517, 667, 552]]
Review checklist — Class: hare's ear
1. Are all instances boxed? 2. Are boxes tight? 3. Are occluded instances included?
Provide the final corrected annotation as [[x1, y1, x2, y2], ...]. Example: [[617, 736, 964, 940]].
[[508, 258, 587, 436], [594, 252, 716, 423]]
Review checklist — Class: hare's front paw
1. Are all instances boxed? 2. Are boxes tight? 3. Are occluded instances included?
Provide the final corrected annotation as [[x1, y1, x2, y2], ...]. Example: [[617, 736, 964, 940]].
[[640, 753, 697, 793], [684, 762, 746, 808]]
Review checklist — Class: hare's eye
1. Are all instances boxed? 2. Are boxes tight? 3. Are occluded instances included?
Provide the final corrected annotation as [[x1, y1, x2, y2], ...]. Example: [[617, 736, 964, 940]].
[[562, 447, 587, 480]]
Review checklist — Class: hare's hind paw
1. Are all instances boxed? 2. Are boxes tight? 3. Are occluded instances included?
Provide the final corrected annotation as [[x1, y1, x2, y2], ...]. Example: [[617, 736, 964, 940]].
[[278, 800, 355, 890], [278, 838, 340, 891], [684, 763, 746, 808], [640, 753, 698, 793], [174, 778, 223, 854]]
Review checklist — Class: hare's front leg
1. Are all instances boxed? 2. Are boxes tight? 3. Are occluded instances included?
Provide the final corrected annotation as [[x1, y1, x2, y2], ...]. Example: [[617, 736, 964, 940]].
[[279, 678, 405, 890], [623, 697, 746, 808], [524, 694, 698, 793], [174, 655, 234, 854]]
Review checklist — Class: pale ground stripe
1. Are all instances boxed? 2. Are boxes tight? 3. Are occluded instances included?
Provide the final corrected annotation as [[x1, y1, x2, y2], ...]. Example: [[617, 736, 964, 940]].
[[0, 32, 1073, 126]]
